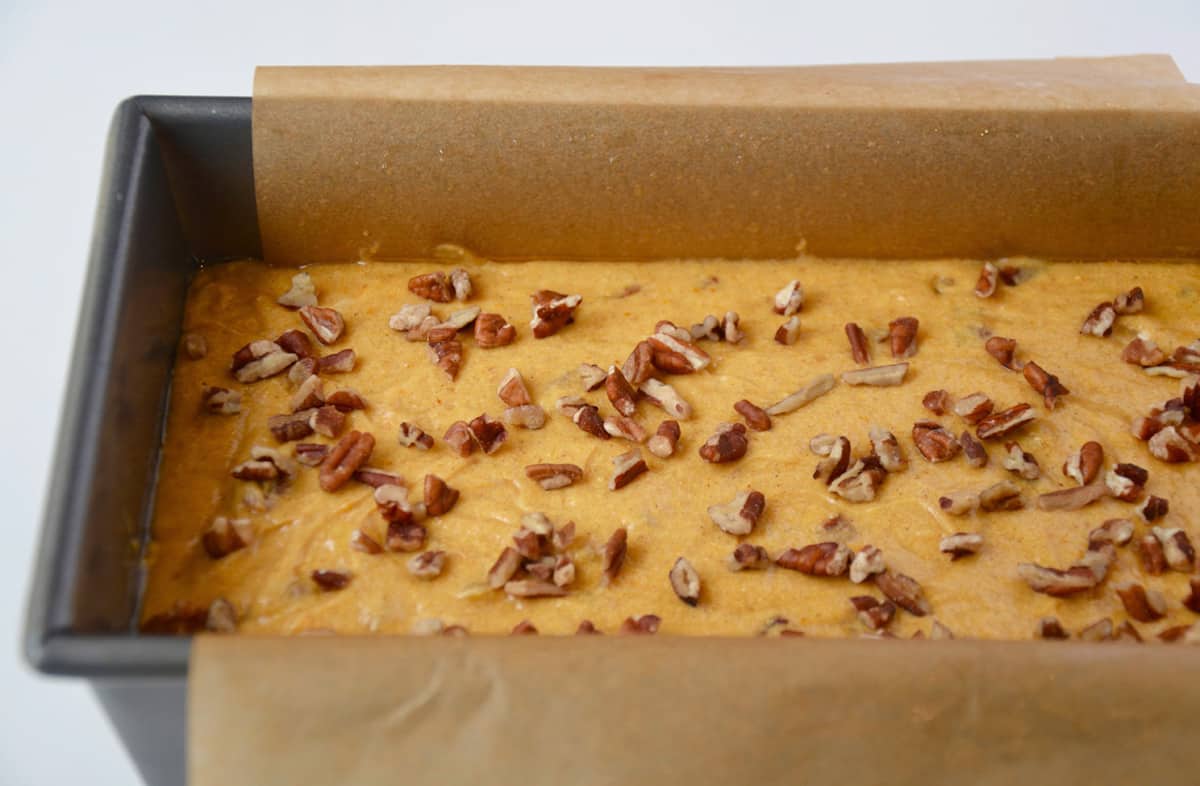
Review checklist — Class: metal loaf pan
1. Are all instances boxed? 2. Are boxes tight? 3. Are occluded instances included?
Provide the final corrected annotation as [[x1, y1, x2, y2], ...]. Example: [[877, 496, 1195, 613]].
[[24, 96, 259, 786]]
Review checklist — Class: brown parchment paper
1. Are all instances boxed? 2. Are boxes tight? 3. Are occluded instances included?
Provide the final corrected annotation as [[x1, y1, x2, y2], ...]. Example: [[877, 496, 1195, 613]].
[[191, 57, 1200, 786], [253, 57, 1200, 264]]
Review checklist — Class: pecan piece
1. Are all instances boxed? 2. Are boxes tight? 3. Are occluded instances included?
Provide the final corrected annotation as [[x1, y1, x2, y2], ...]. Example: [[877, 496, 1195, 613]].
[[938, 490, 980, 516], [707, 490, 766, 536], [294, 442, 329, 466], [530, 290, 581, 338], [622, 341, 655, 385], [1017, 563, 1099, 596], [277, 271, 318, 309], [772, 279, 804, 315], [1114, 581, 1166, 622], [448, 267, 472, 301], [423, 474, 459, 516], [407, 550, 446, 580], [555, 396, 587, 418], [268, 410, 315, 442], [959, 431, 988, 467], [1036, 617, 1069, 640], [525, 463, 583, 490], [311, 569, 351, 591], [1023, 361, 1069, 410], [504, 579, 567, 598], [728, 543, 772, 572], [648, 332, 711, 373], [1036, 482, 1107, 512], [845, 322, 870, 365], [647, 420, 681, 458], [473, 312, 516, 348], [984, 336, 1019, 370], [719, 312, 745, 344], [875, 571, 932, 616], [309, 405, 346, 438], [287, 357, 317, 386], [888, 316, 919, 359], [605, 366, 638, 416], [575, 620, 601, 635], [976, 403, 1036, 440], [467, 414, 507, 454], [868, 425, 906, 472], [979, 480, 1024, 512], [577, 363, 607, 391], [552, 554, 576, 588], [397, 422, 434, 450], [841, 363, 909, 387], [1140, 534, 1167, 575], [640, 378, 692, 419], [298, 305, 345, 345], [202, 386, 241, 415], [388, 303, 433, 333], [1123, 333, 1168, 367], [953, 392, 994, 424], [829, 459, 887, 503], [1153, 526, 1196, 572], [205, 598, 237, 633], [408, 271, 454, 302], [851, 596, 896, 631], [443, 421, 476, 457], [669, 557, 702, 606], [939, 532, 983, 560], [922, 389, 951, 415], [609, 449, 648, 490], [601, 528, 627, 586], [317, 348, 355, 374], [1113, 286, 1145, 314], [699, 422, 749, 463], [849, 545, 885, 584], [655, 320, 692, 342], [774, 316, 801, 345], [1002, 441, 1040, 480], [1078, 618, 1114, 642], [487, 547, 522, 589], [1089, 518, 1135, 549], [572, 405, 610, 439], [734, 400, 771, 431], [318, 431, 375, 492], [349, 529, 383, 554], [326, 389, 366, 412], [276, 328, 316, 360], [765, 373, 836, 416], [504, 404, 547, 430], [1063, 441, 1104, 485], [1140, 495, 1169, 522], [231, 340, 297, 383], [604, 414, 648, 442], [1183, 577, 1200, 614], [201, 517, 253, 559], [912, 421, 961, 463], [618, 615, 661, 635], [428, 339, 463, 380], [1149, 426, 1198, 462], [182, 332, 207, 360], [1106, 463, 1148, 501], [1080, 301, 1117, 337], [776, 542, 851, 577], [386, 520, 427, 553], [974, 261, 999, 298]]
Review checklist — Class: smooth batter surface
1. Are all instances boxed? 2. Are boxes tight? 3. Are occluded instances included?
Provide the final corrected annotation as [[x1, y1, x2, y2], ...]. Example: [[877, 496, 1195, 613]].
[[141, 257, 1199, 638]]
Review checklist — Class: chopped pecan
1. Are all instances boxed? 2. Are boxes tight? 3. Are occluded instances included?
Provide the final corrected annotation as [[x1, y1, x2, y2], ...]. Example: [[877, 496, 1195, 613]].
[[722, 311, 744, 343], [388, 303, 433, 333], [397, 422, 434, 450], [974, 261, 999, 298], [309, 405, 346, 438], [1183, 577, 1200, 614], [601, 528, 628, 586], [922, 389, 951, 415], [1080, 302, 1117, 337], [1023, 361, 1069, 410], [728, 543, 771, 572], [1153, 526, 1196, 572], [317, 348, 355, 374], [438, 305, 481, 333], [609, 449, 648, 490], [655, 321, 692, 342], [851, 596, 896, 631], [525, 463, 584, 490], [487, 547, 522, 589], [409, 271, 454, 302], [912, 421, 961, 462], [573, 405, 610, 439], [773, 280, 804, 315], [868, 425, 906, 472], [939, 532, 983, 560], [509, 620, 538, 635], [849, 545, 885, 583], [999, 265, 1029, 286], [497, 369, 532, 409], [707, 490, 766, 536], [1114, 581, 1166, 622], [294, 442, 329, 466], [268, 410, 315, 442], [1158, 625, 1197, 643], [428, 339, 463, 380], [311, 569, 351, 591], [530, 290, 581, 338], [875, 571, 932, 616], [1017, 562, 1099, 596], [829, 459, 886, 503], [930, 620, 955, 640], [842, 362, 909, 387], [640, 378, 692, 419], [552, 554, 576, 588], [604, 414, 648, 442], [669, 557, 702, 606], [621, 340, 655, 385], [1113, 621, 1143, 642], [231, 446, 293, 482], [202, 386, 241, 415], [504, 404, 546, 430], [424, 474, 459, 516], [618, 615, 661, 635], [690, 315, 722, 342], [1113, 286, 1145, 314], [443, 421, 476, 457], [575, 620, 601, 635], [765, 373, 836, 416], [976, 403, 1036, 440], [605, 366, 638, 416], [774, 316, 801, 345], [298, 305, 345, 345], [979, 480, 1024, 512], [473, 312, 516, 348], [201, 517, 253, 559], [1105, 465, 1145, 502], [952, 392, 993, 424], [647, 420, 681, 457], [1077, 618, 1114, 642], [734, 400, 771, 431], [206, 598, 237, 633], [1140, 534, 1167, 575], [845, 322, 870, 365], [277, 271, 318, 308], [959, 431, 988, 467], [231, 340, 297, 383], [386, 520, 427, 552], [185, 333, 213, 360], [1035, 617, 1069, 640], [1036, 482, 1107, 512], [578, 363, 607, 391], [552, 521, 576, 552], [318, 431, 374, 492], [1148, 426, 1198, 462], [276, 328, 316, 360], [647, 333, 711, 373], [1140, 495, 1169, 522], [699, 422, 749, 463], [349, 528, 383, 554], [555, 396, 587, 418], [1123, 333, 1167, 367], [938, 491, 979, 516], [448, 267, 472, 301], [809, 433, 838, 456], [888, 317, 919, 359], [1063, 441, 1103, 485], [326, 389, 366, 412], [504, 579, 567, 598], [1089, 518, 1135, 549], [776, 542, 851, 577], [1002, 441, 1040, 480], [407, 550, 446, 579], [288, 357, 317, 386], [984, 336, 1019, 370]]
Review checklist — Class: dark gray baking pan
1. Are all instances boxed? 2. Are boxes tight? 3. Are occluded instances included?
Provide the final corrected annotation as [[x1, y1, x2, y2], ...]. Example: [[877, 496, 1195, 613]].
[[23, 95, 259, 786]]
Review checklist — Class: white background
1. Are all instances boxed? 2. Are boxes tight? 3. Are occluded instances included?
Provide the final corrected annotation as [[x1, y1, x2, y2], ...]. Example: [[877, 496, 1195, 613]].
[[2, 1, 1198, 783]]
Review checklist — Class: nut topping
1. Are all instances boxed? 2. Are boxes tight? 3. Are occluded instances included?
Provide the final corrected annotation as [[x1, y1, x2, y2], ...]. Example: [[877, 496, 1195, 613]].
[[707, 490, 766, 535], [640, 378, 692, 420], [497, 368, 532, 408], [984, 336, 1019, 370], [1152, 526, 1196, 572], [605, 366, 638, 416], [504, 579, 568, 598], [386, 518, 427, 552], [603, 414, 648, 442], [408, 550, 447, 579], [1017, 561, 1101, 596], [829, 459, 887, 503], [1140, 534, 1167, 575], [552, 554, 576, 588], [979, 480, 1024, 512], [1036, 482, 1108, 512], [974, 261, 999, 298], [959, 431, 988, 467], [575, 620, 601, 635], [1089, 518, 1135, 549], [601, 527, 627, 586], [1140, 495, 1169, 522], [809, 433, 839, 456], [182, 332, 208, 360], [975, 403, 1036, 440], [573, 405, 610, 439], [1106, 463, 1148, 501], [428, 339, 463, 380], [851, 596, 896, 631], [277, 271, 318, 309], [276, 329, 316, 360], [231, 340, 297, 383], [525, 463, 583, 490], [1183, 577, 1200, 614], [317, 348, 356, 373], [888, 316, 919, 359], [474, 313, 516, 348], [389, 303, 433, 333], [699, 422, 749, 463], [289, 374, 325, 413], [690, 315, 722, 342], [1077, 618, 1114, 642], [841, 362, 909, 387], [326, 389, 366, 412], [647, 420, 681, 458], [1148, 426, 1198, 463], [408, 271, 454, 302], [618, 615, 661, 635], [912, 421, 961, 463], [1114, 581, 1166, 622], [578, 363, 607, 391], [875, 571, 932, 616], [922, 389, 951, 415], [287, 357, 317, 385], [622, 341, 655, 386], [298, 305, 345, 345], [849, 545, 885, 584], [773, 280, 804, 316], [397, 422, 434, 450], [268, 410, 315, 443], [202, 386, 241, 415], [449, 267, 472, 301], [530, 290, 582, 338], [294, 442, 329, 466], [647, 332, 712, 373], [353, 467, 402, 489], [487, 547, 522, 589], [555, 396, 587, 418], [504, 404, 547, 430], [1123, 333, 1168, 367], [311, 569, 351, 591], [734, 400, 771, 431], [1113, 286, 1145, 314], [939, 532, 983, 560], [938, 491, 979, 516], [776, 542, 851, 577], [953, 393, 994, 424], [868, 425, 907, 472], [609, 448, 648, 490], [424, 474, 459, 516], [845, 322, 870, 365], [1063, 441, 1103, 485], [655, 321, 692, 342], [765, 373, 836, 415], [728, 543, 772, 572], [201, 517, 253, 559], [318, 431, 375, 492], [443, 421, 476, 457], [669, 557, 702, 606], [1080, 301, 1117, 337], [1022, 361, 1069, 410], [1036, 617, 1069, 640], [774, 316, 801, 345], [1002, 441, 1040, 480]]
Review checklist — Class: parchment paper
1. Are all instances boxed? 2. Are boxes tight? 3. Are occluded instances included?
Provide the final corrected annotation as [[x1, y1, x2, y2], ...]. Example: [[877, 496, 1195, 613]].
[[191, 57, 1200, 785]]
